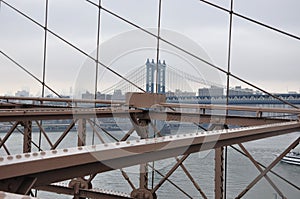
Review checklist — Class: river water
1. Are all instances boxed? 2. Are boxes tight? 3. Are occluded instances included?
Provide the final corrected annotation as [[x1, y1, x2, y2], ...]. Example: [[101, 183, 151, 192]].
[[1, 129, 299, 199]]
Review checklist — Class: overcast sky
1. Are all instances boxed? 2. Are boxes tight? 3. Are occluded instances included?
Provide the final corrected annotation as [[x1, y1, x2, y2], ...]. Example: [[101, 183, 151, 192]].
[[0, 0, 300, 96]]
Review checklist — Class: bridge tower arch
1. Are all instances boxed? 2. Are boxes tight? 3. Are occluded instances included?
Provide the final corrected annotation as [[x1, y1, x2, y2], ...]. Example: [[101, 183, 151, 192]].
[[146, 59, 166, 94]]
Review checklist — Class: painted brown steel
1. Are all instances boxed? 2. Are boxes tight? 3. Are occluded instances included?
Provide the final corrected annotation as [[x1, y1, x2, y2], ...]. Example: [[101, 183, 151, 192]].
[[160, 103, 300, 115], [0, 96, 125, 105], [149, 111, 289, 126], [236, 136, 300, 198], [0, 108, 141, 122], [37, 184, 131, 199], [238, 144, 286, 198], [0, 121, 299, 189]]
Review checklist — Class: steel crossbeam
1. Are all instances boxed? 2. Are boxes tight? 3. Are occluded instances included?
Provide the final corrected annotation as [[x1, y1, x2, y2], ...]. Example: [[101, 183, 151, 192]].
[[0, 108, 290, 126], [0, 121, 299, 192], [37, 184, 131, 199], [0, 108, 141, 122]]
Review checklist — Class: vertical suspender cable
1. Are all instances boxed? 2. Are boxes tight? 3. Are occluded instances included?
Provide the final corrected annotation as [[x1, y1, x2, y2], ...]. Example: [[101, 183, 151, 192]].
[[93, 0, 102, 145], [36, 2, 49, 197], [152, 0, 163, 189], [155, 0, 162, 94], [41, 0, 49, 98], [225, 1, 234, 198], [38, 0, 49, 153]]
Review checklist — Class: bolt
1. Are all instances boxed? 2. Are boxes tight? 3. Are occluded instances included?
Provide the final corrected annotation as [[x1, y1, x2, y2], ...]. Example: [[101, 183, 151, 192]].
[[7, 156, 13, 160]]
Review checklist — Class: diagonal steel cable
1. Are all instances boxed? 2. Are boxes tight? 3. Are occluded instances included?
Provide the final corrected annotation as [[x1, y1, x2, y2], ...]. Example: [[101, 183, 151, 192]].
[[85, 0, 299, 109], [3, 0, 297, 109], [1, 0, 299, 109], [0, 50, 62, 98], [230, 145, 300, 191], [198, 0, 300, 41], [1, 0, 145, 94]]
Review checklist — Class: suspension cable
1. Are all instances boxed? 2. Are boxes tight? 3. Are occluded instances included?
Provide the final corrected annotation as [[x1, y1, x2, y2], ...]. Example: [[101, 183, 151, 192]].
[[0, 51, 62, 98], [1, 0, 299, 108], [155, 0, 163, 94], [224, 1, 234, 198], [198, 0, 300, 41], [0, 0, 145, 94], [85, 0, 299, 109]]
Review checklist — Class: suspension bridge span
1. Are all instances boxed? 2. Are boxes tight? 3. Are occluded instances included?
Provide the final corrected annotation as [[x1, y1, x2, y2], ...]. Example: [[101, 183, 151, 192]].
[[0, 0, 300, 199]]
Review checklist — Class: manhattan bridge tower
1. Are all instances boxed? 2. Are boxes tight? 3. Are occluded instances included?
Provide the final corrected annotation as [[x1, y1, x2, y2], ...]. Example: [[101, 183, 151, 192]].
[[145, 58, 166, 94]]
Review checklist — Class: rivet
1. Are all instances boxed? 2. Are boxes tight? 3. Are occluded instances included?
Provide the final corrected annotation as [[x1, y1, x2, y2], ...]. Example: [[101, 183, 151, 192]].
[[78, 147, 83, 150], [40, 151, 46, 155], [116, 142, 120, 145], [169, 136, 173, 138], [52, 150, 57, 154], [104, 143, 108, 147], [16, 154, 22, 159], [24, 154, 30, 158], [33, 152, 38, 156], [0, 157, 4, 161], [7, 156, 13, 160], [136, 140, 140, 143], [63, 148, 68, 152], [126, 141, 130, 144]]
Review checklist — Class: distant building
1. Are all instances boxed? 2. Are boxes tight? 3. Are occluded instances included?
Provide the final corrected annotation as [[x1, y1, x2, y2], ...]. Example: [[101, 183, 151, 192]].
[[229, 86, 254, 96], [175, 89, 196, 97], [112, 89, 125, 100], [82, 91, 94, 99], [198, 86, 223, 97], [165, 91, 175, 97], [96, 92, 106, 100], [15, 90, 29, 97]]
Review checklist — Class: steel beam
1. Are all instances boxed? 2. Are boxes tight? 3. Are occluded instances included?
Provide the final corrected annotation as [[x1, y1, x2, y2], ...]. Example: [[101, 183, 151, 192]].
[[22, 120, 32, 153], [215, 147, 224, 199], [0, 191, 37, 198], [37, 184, 131, 199], [160, 103, 300, 115], [0, 108, 141, 122], [236, 136, 300, 198], [0, 121, 19, 149], [148, 111, 290, 127], [0, 121, 299, 189], [0, 95, 124, 105], [238, 144, 285, 198], [78, 119, 87, 147]]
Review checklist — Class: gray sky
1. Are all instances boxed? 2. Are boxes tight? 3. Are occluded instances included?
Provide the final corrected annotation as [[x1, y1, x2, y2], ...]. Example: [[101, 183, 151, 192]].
[[0, 0, 300, 96]]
